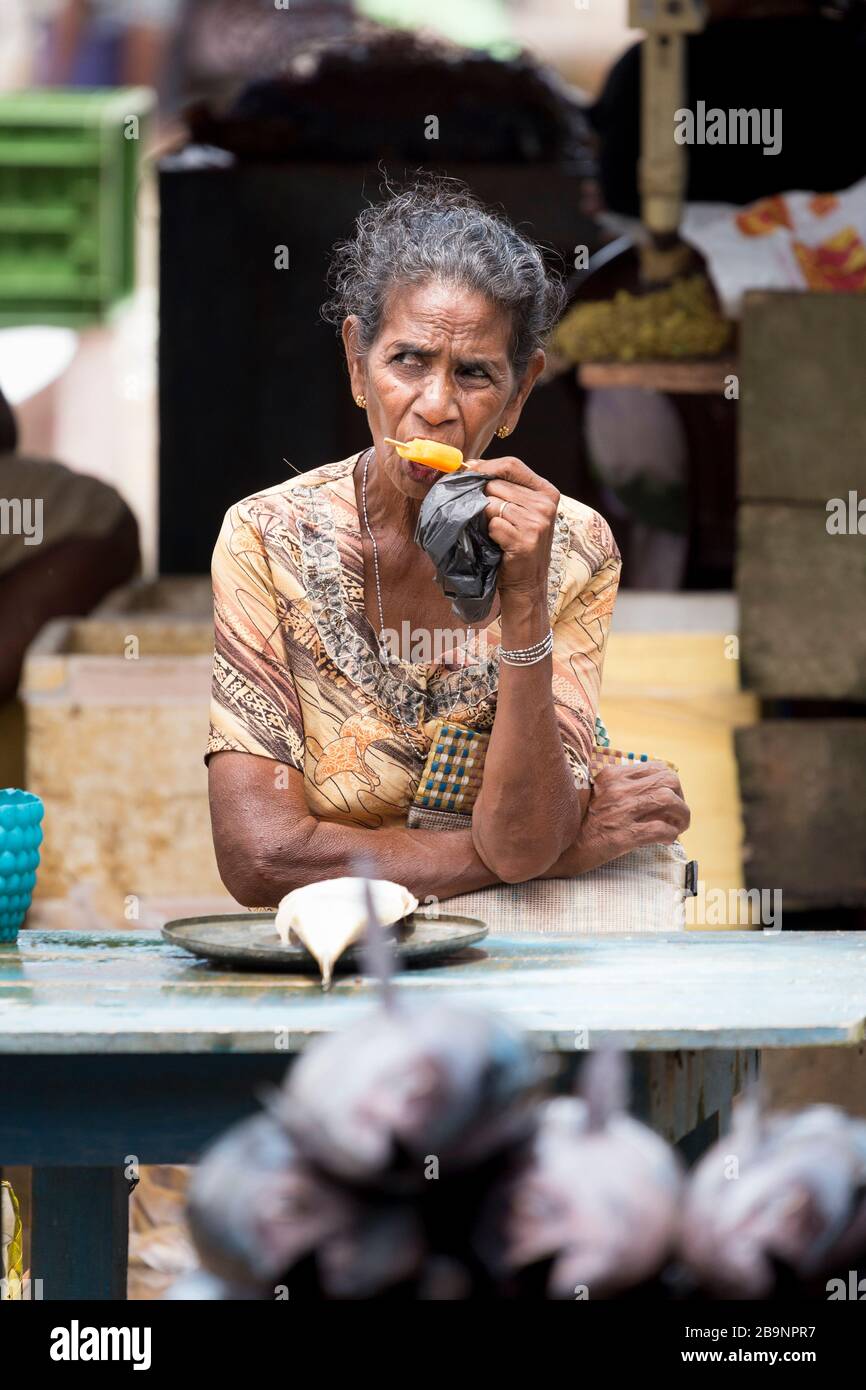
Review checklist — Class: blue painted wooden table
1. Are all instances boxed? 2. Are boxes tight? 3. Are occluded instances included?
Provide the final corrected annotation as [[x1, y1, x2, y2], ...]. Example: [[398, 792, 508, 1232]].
[[3, 927, 866, 1300]]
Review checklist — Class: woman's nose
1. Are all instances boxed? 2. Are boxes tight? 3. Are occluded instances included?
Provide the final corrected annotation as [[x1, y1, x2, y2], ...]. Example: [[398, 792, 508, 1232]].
[[416, 372, 457, 424]]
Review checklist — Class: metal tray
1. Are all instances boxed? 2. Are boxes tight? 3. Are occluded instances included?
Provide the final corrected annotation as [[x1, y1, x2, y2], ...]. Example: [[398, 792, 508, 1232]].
[[161, 911, 488, 973]]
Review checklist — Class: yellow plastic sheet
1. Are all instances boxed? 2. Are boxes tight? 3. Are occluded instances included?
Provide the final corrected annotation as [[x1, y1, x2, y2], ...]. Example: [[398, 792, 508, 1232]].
[[1, 1179, 23, 1299]]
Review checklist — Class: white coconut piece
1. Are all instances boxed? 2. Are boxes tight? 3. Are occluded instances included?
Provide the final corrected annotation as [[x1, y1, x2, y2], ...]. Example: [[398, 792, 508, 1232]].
[[274, 878, 418, 989]]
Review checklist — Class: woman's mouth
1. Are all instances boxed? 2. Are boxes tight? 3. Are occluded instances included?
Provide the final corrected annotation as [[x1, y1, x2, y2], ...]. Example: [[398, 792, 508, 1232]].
[[402, 457, 440, 484]]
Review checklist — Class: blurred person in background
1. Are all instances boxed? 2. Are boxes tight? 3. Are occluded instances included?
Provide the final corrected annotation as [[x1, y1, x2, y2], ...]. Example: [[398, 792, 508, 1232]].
[[0, 0, 33, 91], [39, 0, 182, 95], [0, 384, 140, 702]]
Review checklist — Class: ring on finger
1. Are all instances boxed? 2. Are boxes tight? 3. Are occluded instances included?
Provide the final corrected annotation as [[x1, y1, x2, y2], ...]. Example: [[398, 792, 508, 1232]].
[[498, 500, 511, 520]]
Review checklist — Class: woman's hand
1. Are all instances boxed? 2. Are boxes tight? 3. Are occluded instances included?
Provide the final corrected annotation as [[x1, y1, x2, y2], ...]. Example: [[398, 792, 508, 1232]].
[[546, 762, 691, 877], [470, 457, 560, 602]]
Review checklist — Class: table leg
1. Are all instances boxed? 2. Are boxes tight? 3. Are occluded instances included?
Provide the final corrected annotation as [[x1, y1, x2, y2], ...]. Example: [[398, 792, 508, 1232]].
[[31, 1167, 129, 1301], [675, 1111, 722, 1165], [557, 1047, 759, 1157]]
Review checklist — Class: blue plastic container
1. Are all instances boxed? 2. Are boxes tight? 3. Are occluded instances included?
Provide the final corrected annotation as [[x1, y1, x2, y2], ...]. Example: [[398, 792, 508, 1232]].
[[0, 789, 43, 943]]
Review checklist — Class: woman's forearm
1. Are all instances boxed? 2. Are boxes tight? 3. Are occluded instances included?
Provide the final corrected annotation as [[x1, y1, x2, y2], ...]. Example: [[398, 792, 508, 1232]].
[[472, 591, 582, 883], [210, 752, 498, 907], [235, 814, 498, 907]]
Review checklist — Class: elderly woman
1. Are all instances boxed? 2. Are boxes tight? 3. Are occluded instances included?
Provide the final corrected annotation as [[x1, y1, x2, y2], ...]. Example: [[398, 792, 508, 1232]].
[[207, 180, 689, 907]]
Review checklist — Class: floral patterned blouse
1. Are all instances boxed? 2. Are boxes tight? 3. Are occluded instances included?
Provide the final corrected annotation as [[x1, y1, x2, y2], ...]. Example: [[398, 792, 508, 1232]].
[[206, 454, 621, 829]]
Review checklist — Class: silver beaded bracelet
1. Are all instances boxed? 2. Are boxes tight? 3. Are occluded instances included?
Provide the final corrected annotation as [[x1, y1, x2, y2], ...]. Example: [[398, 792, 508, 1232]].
[[499, 629, 554, 666]]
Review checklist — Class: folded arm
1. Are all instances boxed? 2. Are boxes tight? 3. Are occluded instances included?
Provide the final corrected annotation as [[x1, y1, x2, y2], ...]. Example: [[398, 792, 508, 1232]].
[[209, 751, 499, 906], [209, 751, 689, 907]]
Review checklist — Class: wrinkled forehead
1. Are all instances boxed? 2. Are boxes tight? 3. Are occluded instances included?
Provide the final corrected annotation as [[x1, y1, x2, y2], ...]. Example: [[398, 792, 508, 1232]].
[[377, 278, 513, 358]]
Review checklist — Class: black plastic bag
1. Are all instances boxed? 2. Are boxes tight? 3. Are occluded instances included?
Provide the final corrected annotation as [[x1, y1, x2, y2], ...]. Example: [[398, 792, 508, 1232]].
[[414, 471, 501, 624]]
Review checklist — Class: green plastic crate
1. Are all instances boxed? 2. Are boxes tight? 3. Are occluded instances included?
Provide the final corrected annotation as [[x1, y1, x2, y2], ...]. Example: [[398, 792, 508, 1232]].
[[0, 88, 154, 327]]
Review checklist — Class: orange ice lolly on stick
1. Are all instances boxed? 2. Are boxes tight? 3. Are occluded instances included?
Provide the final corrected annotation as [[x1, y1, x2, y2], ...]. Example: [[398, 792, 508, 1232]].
[[384, 437, 464, 472]]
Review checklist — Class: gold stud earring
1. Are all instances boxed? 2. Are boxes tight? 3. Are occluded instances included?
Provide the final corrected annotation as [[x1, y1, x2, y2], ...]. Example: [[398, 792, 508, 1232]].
[[496, 424, 511, 439], [355, 394, 367, 408]]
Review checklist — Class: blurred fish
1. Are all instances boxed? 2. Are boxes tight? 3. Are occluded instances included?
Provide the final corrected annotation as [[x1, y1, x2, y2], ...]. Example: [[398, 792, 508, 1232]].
[[479, 1050, 683, 1298], [187, 1112, 358, 1291], [316, 1202, 426, 1299], [187, 1111, 433, 1298], [272, 1005, 544, 1191], [680, 1099, 866, 1298]]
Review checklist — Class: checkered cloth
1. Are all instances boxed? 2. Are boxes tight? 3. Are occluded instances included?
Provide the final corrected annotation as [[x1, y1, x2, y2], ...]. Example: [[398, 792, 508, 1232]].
[[407, 714, 676, 831]]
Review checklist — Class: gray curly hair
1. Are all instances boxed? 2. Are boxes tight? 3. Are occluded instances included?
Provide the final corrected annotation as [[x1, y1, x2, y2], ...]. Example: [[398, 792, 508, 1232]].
[[322, 176, 566, 381]]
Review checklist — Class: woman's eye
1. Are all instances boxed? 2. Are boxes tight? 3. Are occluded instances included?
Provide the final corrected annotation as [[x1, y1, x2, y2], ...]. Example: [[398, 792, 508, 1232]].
[[460, 366, 489, 381], [393, 352, 422, 366]]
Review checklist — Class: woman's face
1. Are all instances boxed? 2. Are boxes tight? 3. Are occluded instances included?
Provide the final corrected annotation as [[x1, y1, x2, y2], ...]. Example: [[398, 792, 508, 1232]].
[[343, 279, 543, 500]]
